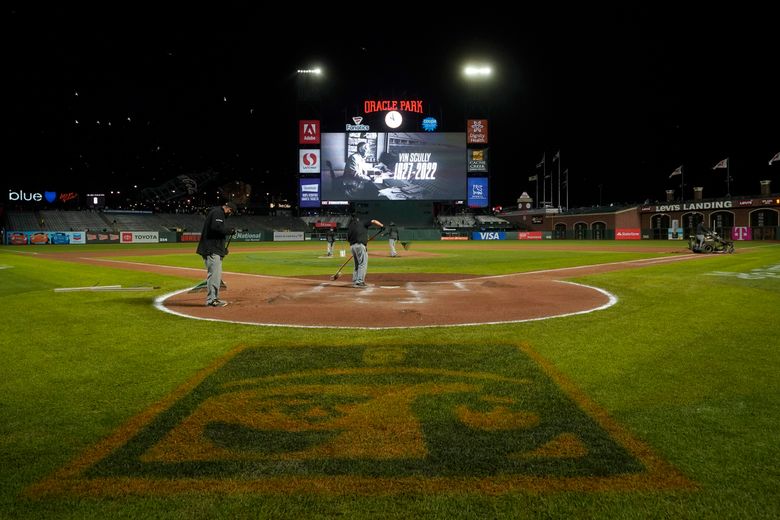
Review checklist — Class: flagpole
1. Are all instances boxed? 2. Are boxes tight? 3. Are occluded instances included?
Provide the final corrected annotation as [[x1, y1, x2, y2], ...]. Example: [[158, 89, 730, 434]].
[[681, 167, 685, 202], [557, 151, 561, 210], [726, 158, 730, 197], [565, 169, 569, 210], [535, 177, 539, 208], [542, 153, 546, 207]]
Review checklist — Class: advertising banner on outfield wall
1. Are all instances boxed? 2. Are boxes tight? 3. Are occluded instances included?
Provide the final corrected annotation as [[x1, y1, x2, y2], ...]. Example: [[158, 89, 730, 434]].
[[158, 231, 177, 243], [180, 232, 201, 242], [274, 231, 305, 242], [615, 228, 641, 240], [731, 227, 752, 240], [517, 231, 543, 240], [120, 231, 159, 244], [233, 231, 265, 242], [86, 231, 120, 244], [667, 228, 684, 240], [472, 231, 506, 240], [5, 230, 86, 245]]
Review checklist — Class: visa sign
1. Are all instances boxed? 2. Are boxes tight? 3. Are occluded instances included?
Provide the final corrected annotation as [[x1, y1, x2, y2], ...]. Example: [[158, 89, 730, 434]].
[[472, 231, 505, 240]]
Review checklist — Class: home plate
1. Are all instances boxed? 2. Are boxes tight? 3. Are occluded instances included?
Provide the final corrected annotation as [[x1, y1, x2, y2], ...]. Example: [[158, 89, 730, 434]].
[[380, 285, 401, 289]]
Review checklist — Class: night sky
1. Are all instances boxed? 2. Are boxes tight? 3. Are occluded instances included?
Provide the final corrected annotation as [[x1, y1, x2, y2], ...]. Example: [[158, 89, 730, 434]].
[[7, 5, 779, 209]]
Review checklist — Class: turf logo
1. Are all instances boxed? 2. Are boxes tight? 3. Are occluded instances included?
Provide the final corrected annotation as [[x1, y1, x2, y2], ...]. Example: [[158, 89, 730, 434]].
[[27, 344, 693, 496], [705, 264, 780, 280]]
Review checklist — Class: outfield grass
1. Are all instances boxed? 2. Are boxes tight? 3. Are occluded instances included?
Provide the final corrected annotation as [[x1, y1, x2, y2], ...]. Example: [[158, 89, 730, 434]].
[[1, 241, 778, 519]]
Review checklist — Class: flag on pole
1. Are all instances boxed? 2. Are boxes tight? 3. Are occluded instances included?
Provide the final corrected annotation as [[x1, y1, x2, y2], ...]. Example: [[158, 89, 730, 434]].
[[536, 155, 545, 168], [770, 152, 780, 165], [669, 165, 683, 178], [712, 158, 729, 170], [552, 150, 560, 162], [528, 175, 538, 181]]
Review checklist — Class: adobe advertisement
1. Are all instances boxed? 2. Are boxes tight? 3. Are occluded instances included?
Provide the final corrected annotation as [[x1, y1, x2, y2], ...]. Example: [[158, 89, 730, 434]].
[[299, 120, 320, 144]]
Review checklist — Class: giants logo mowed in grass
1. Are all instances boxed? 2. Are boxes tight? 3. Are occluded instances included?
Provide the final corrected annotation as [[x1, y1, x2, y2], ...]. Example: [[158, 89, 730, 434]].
[[28, 343, 693, 496]]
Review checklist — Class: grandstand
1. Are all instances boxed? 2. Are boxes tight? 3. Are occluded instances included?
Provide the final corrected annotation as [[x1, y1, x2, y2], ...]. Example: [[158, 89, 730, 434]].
[[4, 209, 314, 234], [6, 211, 41, 231], [475, 215, 512, 226], [437, 215, 476, 228], [300, 215, 351, 228], [39, 209, 112, 231]]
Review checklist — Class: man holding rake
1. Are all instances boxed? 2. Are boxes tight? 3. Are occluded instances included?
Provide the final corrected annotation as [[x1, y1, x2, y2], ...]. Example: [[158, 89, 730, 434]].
[[346, 213, 384, 288], [196, 201, 237, 306]]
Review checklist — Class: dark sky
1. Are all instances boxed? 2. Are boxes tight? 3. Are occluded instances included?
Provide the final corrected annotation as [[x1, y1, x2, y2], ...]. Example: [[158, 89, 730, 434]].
[[7, 5, 779, 209]]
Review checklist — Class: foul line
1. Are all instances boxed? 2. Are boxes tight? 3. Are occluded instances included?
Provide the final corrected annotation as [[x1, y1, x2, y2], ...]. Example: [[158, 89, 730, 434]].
[[441, 254, 704, 283], [78, 257, 320, 283]]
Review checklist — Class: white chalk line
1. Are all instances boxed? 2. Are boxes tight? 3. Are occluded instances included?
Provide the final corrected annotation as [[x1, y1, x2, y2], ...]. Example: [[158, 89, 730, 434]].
[[154, 279, 616, 330], [82, 251, 701, 288], [89, 252, 683, 328], [440, 253, 704, 283]]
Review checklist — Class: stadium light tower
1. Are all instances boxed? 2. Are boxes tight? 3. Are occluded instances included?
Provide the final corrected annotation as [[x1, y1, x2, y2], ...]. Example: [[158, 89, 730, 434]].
[[461, 61, 495, 116], [296, 65, 324, 103], [462, 64, 492, 78], [461, 61, 494, 115], [462, 62, 494, 210]]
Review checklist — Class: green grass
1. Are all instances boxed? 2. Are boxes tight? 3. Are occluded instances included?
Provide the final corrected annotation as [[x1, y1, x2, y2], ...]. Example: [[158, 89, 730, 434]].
[[110, 240, 677, 276], [1, 241, 779, 519]]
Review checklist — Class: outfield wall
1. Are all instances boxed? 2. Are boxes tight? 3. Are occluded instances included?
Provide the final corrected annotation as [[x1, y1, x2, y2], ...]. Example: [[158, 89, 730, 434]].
[[5, 226, 779, 245]]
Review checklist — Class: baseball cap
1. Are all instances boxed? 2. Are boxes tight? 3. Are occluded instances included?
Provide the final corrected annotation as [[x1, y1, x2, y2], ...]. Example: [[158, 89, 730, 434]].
[[225, 201, 238, 212]]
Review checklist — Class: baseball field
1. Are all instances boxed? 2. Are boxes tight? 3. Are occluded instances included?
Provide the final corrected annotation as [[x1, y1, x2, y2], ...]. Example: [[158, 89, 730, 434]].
[[1, 240, 778, 519]]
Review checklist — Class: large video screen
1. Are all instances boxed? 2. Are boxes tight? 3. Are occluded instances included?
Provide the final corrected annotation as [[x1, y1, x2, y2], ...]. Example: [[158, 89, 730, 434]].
[[321, 132, 466, 201]]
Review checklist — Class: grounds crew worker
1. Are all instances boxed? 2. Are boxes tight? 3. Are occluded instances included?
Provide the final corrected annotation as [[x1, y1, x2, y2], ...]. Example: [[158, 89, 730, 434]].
[[325, 227, 336, 257], [196, 201, 237, 306], [695, 220, 711, 250], [347, 213, 383, 288], [387, 221, 400, 257]]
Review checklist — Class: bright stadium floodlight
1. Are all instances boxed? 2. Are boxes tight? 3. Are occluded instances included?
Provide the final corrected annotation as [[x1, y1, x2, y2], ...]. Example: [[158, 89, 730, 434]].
[[463, 64, 492, 78], [297, 67, 322, 75]]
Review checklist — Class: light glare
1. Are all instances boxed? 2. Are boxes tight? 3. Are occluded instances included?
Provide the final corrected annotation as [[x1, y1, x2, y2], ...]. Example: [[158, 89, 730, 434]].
[[464, 65, 492, 77]]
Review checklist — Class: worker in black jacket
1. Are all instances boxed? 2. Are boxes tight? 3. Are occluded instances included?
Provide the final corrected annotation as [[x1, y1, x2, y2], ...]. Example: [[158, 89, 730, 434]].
[[196, 201, 237, 306]]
